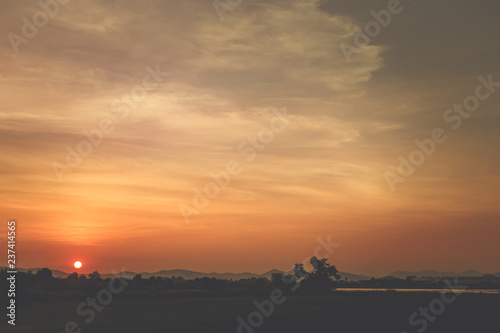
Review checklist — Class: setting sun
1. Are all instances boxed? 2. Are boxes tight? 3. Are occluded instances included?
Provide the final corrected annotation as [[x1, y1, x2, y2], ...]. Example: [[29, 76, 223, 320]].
[[73, 261, 82, 269]]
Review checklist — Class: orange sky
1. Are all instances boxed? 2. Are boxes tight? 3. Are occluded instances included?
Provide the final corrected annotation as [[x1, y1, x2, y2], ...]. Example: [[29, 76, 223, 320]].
[[1, 0, 500, 276]]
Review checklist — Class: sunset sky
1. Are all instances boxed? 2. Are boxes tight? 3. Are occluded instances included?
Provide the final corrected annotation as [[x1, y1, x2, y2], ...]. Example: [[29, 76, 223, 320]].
[[1, 0, 499, 277]]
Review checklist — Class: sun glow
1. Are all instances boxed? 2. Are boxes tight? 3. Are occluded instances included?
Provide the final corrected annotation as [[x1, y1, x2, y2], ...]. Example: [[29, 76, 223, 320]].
[[74, 261, 82, 269]]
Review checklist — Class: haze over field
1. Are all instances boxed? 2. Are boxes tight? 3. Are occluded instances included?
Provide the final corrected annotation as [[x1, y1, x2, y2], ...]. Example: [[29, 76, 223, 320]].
[[1, 0, 499, 277]]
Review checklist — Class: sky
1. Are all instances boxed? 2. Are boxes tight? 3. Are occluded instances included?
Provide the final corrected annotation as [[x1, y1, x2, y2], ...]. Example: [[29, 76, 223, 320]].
[[1, 0, 499, 277]]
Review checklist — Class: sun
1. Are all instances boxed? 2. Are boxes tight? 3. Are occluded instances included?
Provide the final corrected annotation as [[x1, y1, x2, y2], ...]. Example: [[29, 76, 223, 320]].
[[74, 261, 82, 269]]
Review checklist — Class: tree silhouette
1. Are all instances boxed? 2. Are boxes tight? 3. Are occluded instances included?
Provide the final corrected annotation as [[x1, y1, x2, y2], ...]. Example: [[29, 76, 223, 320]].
[[271, 272, 284, 286], [309, 256, 341, 280], [292, 257, 341, 293], [36, 268, 53, 278]]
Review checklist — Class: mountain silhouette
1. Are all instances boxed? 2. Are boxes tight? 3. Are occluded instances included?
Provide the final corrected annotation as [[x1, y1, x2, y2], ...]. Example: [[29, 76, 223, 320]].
[[389, 270, 485, 279], [4, 267, 496, 281]]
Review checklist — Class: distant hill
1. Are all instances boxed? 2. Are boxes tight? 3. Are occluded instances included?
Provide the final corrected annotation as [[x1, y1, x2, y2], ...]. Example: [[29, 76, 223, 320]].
[[379, 275, 403, 281], [256, 269, 369, 282], [135, 269, 260, 280], [260, 269, 369, 282], [86, 268, 369, 281], [2, 267, 368, 281], [102, 271, 138, 279], [337, 271, 370, 282], [0, 267, 69, 278], [389, 270, 485, 279], [3, 267, 493, 281]]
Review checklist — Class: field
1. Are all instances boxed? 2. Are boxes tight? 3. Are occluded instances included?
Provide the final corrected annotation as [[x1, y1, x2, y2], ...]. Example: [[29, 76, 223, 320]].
[[3, 291, 499, 333]]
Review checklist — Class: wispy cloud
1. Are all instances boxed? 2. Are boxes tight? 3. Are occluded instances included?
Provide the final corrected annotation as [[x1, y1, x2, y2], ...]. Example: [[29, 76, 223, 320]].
[[1, 0, 499, 275]]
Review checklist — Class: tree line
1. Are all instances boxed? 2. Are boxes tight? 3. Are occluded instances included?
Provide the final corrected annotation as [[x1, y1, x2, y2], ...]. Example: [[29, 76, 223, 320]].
[[1, 257, 342, 298]]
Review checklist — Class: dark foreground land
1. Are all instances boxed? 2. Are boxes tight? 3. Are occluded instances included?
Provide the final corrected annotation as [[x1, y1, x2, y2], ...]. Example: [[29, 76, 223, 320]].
[[2, 291, 499, 333]]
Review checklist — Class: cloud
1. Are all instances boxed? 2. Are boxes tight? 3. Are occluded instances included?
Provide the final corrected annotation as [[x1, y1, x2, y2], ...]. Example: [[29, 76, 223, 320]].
[[1, 0, 499, 274]]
